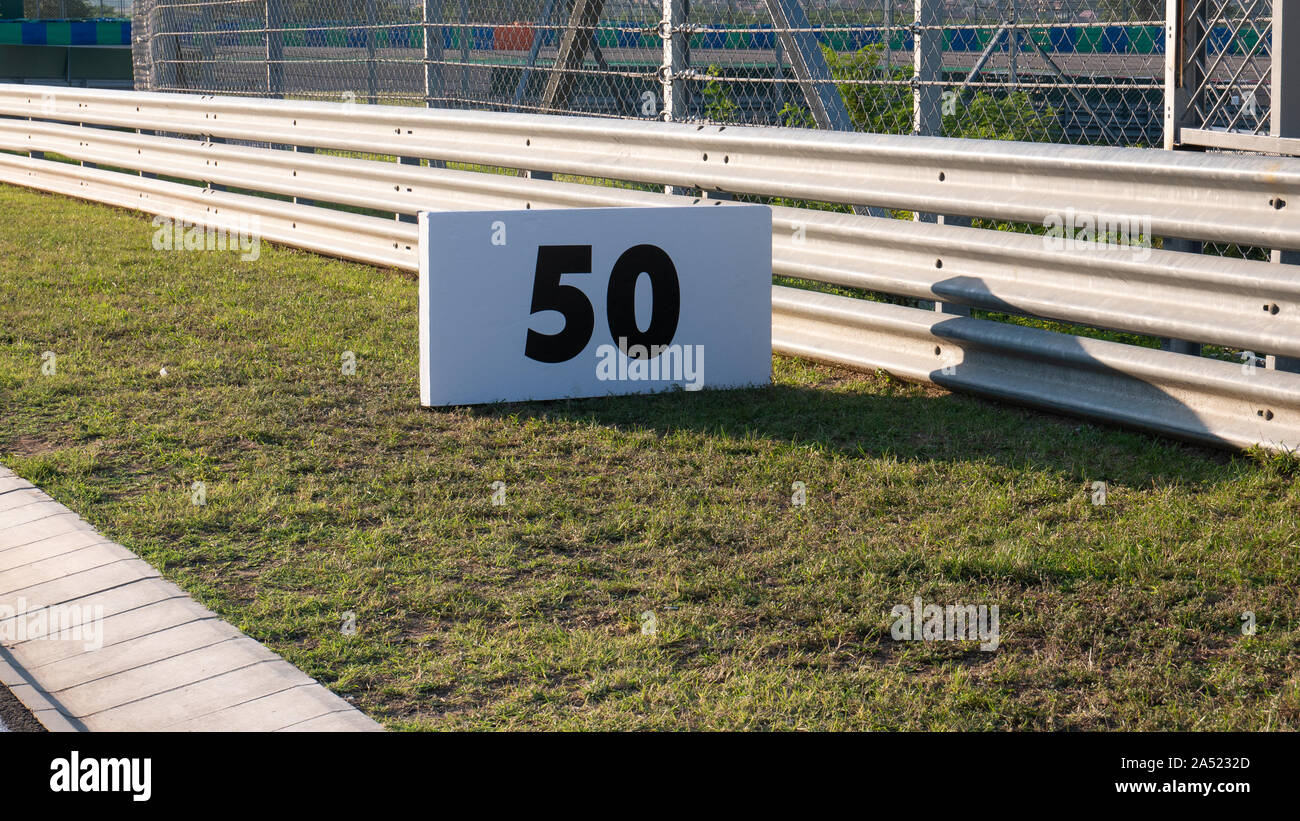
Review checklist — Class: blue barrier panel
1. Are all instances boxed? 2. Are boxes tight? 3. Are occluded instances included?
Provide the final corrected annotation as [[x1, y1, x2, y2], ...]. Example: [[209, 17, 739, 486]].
[[849, 28, 883, 49], [21, 21, 45, 45], [616, 21, 640, 48], [345, 27, 365, 47], [752, 23, 775, 50], [70, 21, 96, 45], [1101, 25, 1130, 53], [698, 26, 726, 49], [305, 28, 326, 47], [949, 27, 980, 51], [1049, 26, 1075, 53], [1208, 25, 1233, 54]]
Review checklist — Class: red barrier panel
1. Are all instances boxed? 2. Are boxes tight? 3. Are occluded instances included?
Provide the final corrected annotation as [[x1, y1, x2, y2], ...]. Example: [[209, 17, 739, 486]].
[[495, 23, 533, 51]]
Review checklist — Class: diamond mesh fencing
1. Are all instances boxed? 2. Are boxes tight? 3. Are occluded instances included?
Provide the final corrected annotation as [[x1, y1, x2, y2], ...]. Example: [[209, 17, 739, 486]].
[[121, 0, 1291, 363], [1175, 0, 1273, 136], [127, 0, 1198, 146], [23, 1, 133, 16]]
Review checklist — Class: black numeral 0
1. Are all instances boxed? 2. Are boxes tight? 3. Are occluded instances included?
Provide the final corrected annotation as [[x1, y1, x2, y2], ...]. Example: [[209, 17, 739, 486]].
[[606, 244, 680, 358], [524, 243, 681, 364]]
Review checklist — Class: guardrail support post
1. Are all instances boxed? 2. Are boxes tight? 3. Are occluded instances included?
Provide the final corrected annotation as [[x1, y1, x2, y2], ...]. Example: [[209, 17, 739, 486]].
[[293, 145, 313, 205], [397, 155, 419, 221], [1160, 237, 1204, 356]]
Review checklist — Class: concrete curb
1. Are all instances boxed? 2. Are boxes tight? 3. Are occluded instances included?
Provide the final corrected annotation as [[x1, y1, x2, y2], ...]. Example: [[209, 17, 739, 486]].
[[0, 465, 382, 732]]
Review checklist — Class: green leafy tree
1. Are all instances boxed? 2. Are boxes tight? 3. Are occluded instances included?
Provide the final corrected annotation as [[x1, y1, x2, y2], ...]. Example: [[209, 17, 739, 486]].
[[814, 44, 1060, 143], [823, 44, 911, 135]]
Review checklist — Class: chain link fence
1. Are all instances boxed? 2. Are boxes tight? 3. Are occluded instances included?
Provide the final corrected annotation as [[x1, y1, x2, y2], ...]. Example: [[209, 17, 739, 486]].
[[23, 1, 133, 16], [119, 0, 1293, 367], [1175, 0, 1274, 137], [127, 0, 1201, 147]]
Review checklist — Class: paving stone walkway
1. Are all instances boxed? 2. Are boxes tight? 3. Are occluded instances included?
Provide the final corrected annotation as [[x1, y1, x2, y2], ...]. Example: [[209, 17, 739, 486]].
[[0, 465, 381, 732]]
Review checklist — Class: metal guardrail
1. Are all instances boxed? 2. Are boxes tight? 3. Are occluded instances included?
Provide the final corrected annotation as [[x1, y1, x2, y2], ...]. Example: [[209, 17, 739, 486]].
[[2, 86, 1299, 247], [773, 287, 1299, 452], [1, 84, 1298, 451]]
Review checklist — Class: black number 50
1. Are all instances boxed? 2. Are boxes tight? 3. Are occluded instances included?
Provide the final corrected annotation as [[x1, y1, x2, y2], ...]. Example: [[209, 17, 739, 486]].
[[524, 243, 681, 364]]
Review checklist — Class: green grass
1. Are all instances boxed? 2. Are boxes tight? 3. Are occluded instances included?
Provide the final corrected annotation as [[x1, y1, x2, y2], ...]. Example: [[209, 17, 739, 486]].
[[2, 181, 1299, 731]]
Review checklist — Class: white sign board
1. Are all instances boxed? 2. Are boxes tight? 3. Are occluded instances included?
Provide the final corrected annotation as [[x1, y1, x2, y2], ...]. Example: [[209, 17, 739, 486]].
[[418, 206, 772, 406]]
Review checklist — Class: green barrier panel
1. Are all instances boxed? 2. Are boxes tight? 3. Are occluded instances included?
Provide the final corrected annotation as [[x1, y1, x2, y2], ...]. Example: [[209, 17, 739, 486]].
[[888, 30, 908, 50], [824, 29, 850, 51], [1076, 26, 1104, 53], [1238, 27, 1262, 54], [95, 21, 121, 46], [0, 22, 18, 45], [285, 30, 306, 46], [45, 22, 70, 46], [595, 27, 617, 48], [326, 29, 345, 47], [1129, 25, 1160, 53]]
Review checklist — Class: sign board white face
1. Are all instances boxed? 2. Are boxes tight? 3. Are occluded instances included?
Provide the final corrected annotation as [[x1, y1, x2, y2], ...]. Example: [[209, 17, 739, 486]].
[[418, 206, 772, 407]]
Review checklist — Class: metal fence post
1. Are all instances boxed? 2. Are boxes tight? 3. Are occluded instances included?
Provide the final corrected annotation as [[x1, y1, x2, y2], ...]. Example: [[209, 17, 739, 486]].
[[155, 0, 179, 92], [423, 0, 442, 108], [912, 0, 968, 315], [661, 0, 690, 195], [1164, 0, 1203, 149], [366, 0, 378, 105], [265, 0, 283, 98], [459, 0, 471, 102], [1159, 0, 1203, 354], [542, 0, 605, 114], [1270, 0, 1300, 372], [913, 0, 942, 138], [661, 0, 690, 124], [1272, 0, 1297, 140], [765, 0, 852, 132], [1007, 0, 1017, 85], [883, 0, 892, 76]]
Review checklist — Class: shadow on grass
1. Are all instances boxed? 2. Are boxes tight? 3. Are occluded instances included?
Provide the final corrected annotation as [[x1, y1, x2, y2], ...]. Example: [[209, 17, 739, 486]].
[[457, 374, 1245, 490]]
